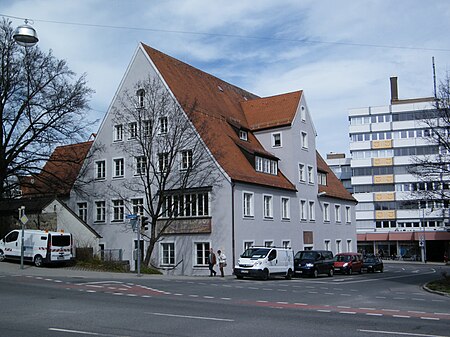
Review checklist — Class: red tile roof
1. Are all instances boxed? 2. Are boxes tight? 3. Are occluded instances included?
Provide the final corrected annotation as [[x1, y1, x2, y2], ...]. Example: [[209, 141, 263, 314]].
[[21, 141, 93, 197]]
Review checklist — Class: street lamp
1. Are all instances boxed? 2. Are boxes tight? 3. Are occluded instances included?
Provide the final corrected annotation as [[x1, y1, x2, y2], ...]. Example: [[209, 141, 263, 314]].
[[13, 20, 39, 47]]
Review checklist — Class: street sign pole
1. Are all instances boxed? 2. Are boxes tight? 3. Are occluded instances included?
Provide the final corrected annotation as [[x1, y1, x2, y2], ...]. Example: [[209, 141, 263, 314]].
[[137, 216, 141, 277], [19, 206, 26, 270]]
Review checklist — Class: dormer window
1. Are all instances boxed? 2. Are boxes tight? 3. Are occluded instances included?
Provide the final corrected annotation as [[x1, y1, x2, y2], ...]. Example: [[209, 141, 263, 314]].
[[239, 130, 248, 141], [255, 156, 278, 175], [136, 89, 145, 108], [318, 172, 327, 186]]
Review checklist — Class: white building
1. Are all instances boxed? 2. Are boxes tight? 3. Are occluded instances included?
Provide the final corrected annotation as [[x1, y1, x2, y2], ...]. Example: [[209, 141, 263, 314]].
[[349, 77, 450, 261], [70, 43, 356, 275]]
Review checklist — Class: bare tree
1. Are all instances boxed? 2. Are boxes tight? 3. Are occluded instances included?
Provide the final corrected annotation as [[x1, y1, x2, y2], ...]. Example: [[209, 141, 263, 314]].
[[111, 77, 222, 267], [0, 19, 94, 199], [409, 74, 450, 208]]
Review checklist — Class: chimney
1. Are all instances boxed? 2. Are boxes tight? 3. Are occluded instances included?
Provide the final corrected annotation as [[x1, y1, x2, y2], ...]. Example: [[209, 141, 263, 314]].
[[390, 76, 398, 103]]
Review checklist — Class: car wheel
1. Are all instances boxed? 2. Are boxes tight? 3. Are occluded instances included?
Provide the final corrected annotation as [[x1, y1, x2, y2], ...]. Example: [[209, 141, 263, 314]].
[[328, 268, 334, 277], [313, 269, 319, 278], [236, 275, 244, 279], [285, 269, 293, 280], [34, 255, 44, 267], [0, 250, 5, 262], [261, 269, 269, 281]]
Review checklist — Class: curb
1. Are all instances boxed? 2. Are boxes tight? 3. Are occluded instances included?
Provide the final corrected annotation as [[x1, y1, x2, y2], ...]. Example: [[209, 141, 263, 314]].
[[422, 283, 450, 297]]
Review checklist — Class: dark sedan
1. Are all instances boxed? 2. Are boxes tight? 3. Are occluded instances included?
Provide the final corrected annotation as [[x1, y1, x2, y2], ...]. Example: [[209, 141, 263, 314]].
[[362, 255, 384, 273]]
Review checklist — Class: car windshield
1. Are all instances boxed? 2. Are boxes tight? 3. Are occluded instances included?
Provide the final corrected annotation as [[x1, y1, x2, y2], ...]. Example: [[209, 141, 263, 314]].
[[294, 251, 318, 260], [335, 255, 351, 262], [364, 257, 377, 263], [241, 248, 259, 258], [250, 248, 270, 258]]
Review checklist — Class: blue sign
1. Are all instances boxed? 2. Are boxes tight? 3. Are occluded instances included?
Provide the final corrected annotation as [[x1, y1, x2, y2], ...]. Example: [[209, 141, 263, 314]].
[[126, 214, 138, 220]]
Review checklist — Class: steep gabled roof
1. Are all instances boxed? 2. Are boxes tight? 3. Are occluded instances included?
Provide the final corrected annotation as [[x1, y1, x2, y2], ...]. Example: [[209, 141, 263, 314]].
[[142, 43, 296, 191], [316, 152, 356, 202], [241, 91, 302, 131], [21, 141, 93, 197]]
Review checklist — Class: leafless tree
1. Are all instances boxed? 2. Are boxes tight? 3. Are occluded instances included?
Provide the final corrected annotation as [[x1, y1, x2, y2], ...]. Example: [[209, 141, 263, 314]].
[[0, 19, 94, 199], [409, 74, 450, 208], [111, 76, 222, 267]]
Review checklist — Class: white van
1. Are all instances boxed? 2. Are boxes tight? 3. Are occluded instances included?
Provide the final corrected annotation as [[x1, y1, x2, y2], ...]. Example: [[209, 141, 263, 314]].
[[0, 229, 73, 267], [234, 246, 294, 280]]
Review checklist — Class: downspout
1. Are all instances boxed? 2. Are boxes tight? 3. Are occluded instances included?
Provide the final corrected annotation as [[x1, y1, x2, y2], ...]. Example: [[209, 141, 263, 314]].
[[231, 182, 236, 271]]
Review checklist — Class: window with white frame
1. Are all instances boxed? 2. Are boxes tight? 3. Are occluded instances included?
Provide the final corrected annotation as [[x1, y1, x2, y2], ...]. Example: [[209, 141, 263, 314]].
[[347, 239, 352, 252], [77, 202, 87, 222], [281, 197, 290, 220], [282, 240, 291, 249], [113, 158, 124, 178], [129, 122, 138, 139], [336, 239, 342, 254], [136, 89, 145, 108], [307, 166, 314, 184], [301, 131, 308, 149], [131, 198, 144, 216], [324, 203, 330, 222], [335, 204, 341, 222], [112, 199, 124, 222], [95, 160, 106, 180], [195, 242, 210, 266], [299, 163, 306, 182], [180, 150, 193, 170], [95, 201, 106, 222], [135, 156, 147, 175], [160, 242, 175, 266], [162, 191, 210, 218], [239, 130, 248, 141], [113, 124, 124, 142], [318, 172, 327, 186], [308, 201, 315, 221], [345, 206, 351, 223], [300, 200, 307, 220], [264, 240, 274, 247], [243, 192, 254, 217], [244, 241, 254, 251], [300, 106, 306, 121], [263, 195, 273, 219], [324, 239, 330, 251], [159, 116, 168, 134], [158, 153, 169, 172], [272, 132, 282, 147], [255, 157, 263, 172], [143, 120, 152, 137]]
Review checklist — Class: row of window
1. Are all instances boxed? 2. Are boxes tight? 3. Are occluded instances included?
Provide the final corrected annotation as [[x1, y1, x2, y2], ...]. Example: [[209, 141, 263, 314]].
[[269, 131, 309, 149], [371, 199, 450, 211], [349, 109, 439, 125], [242, 192, 351, 223], [375, 220, 445, 229], [350, 128, 433, 142], [354, 182, 450, 194], [113, 117, 168, 142], [94, 150, 193, 179], [77, 198, 144, 223], [299, 163, 316, 184], [351, 146, 439, 160]]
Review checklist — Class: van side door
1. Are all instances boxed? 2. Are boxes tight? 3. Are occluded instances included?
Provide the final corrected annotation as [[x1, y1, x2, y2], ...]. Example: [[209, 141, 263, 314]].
[[3, 231, 20, 258], [267, 249, 278, 273]]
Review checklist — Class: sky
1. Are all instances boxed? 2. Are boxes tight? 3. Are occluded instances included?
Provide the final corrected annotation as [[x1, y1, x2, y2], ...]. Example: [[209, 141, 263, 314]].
[[2, 0, 450, 157]]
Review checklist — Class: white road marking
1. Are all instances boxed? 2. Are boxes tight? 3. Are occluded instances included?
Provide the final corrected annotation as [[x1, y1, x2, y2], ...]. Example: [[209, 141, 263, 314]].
[[150, 312, 234, 322], [366, 313, 383, 316], [358, 329, 447, 337], [340, 311, 357, 314], [420, 317, 439, 321], [318, 309, 331, 312], [49, 327, 130, 337], [393, 315, 410, 318]]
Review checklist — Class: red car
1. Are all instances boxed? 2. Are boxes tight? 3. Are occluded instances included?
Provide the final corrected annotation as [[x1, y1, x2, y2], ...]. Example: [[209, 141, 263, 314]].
[[333, 253, 363, 275]]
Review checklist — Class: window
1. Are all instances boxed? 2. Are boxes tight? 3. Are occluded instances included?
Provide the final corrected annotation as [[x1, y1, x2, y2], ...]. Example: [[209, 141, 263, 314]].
[[300, 200, 307, 220], [282, 240, 291, 249], [336, 239, 341, 254], [263, 195, 273, 219], [281, 197, 290, 220], [307, 166, 314, 184], [162, 191, 210, 218], [158, 153, 169, 172], [244, 241, 254, 251], [324, 203, 330, 222], [239, 130, 248, 141], [335, 205, 341, 222], [301, 131, 308, 149], [272, 132, 282, 147], [345, 206, 351, 223], [159, 116, 168, 134], [129, 122, 138, 139], [300, 106, 306, 121], [136, 89, 145, 108], [347, 239, 352, 252], [324, 240, 330, 251], [308, 201, 315, 221], [255, 157, 263, 172], [143, 120, 152, 137], [299, 163, 306, 182], [243, 192, 254, 217], [95, 201, 106, 222], [255, 156, 277, 175], [113, 158, 124, 178], [135, 156, 147, 175], [161, 242, 175, 266], [181, 150, 193, 170], [77, 202, 87, 222], [318, 172, 327, 186], [113, 124, 124, 142], [131, 198, 144, 216], [95, 160, 106, 180], [195, 242, 210, 266], [112, 200, 124, 222], [264, 241, 274, 247]]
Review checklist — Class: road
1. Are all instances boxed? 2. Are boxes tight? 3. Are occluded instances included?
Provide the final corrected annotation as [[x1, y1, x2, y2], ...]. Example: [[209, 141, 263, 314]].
[[0, 262, 449, 337]]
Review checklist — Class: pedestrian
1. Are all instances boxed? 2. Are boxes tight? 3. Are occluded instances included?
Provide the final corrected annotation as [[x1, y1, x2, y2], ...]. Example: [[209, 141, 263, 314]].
[[208, 248, 217, 276], [217, 249, 227, 277], [444, 252, 448, 264]]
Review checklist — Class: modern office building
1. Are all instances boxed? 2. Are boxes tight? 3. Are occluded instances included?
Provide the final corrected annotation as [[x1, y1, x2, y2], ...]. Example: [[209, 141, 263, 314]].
[[326, 153, 353, 194], [349, 77, 450, 262]]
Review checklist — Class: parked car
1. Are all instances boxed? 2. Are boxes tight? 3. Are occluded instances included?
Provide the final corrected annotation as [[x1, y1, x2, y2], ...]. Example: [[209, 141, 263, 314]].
[[234, 247, 294, 280], [333, 252, 363, 275], [363, 255, 384, 273], [294, 250, 334, 277]]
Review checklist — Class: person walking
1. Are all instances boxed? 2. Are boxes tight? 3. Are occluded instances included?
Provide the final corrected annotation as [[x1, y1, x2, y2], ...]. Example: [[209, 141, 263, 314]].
[[217, 250, 227, 277], [208, 248, 217, 276]]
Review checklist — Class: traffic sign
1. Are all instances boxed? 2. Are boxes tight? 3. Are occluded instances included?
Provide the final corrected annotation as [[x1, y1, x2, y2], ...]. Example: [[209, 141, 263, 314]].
[[126, 214, 138, 220]]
